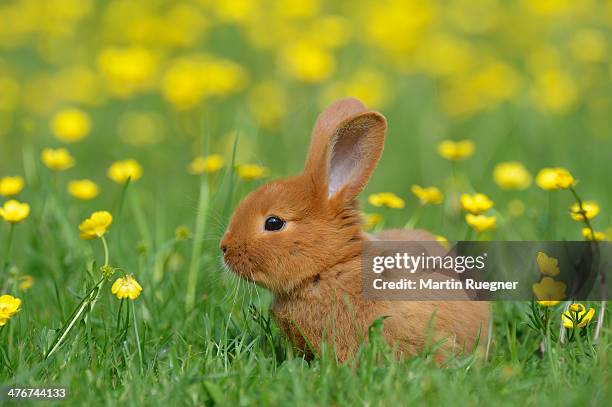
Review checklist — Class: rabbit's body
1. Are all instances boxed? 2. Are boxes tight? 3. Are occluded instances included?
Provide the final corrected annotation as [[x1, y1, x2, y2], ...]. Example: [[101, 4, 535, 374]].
[[221, 97, 491, 362], [271, 229, 490, 361]]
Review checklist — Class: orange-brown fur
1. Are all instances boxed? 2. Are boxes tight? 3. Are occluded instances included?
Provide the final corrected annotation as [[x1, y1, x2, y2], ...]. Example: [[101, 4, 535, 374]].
[[221, 98, 490, 362]]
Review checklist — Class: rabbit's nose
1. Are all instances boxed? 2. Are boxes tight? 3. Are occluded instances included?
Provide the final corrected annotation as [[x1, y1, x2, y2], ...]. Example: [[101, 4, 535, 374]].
[[221, 244, 228, 253]]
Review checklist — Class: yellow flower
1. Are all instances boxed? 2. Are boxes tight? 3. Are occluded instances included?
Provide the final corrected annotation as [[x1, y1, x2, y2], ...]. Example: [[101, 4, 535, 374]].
[[465, 214, 496, 233], [435, 235, 450, 250], [111, 275, 143, 300], [437, 139, 475, 161], [68, 180, 100, 201], [562, 303, 595, 329], [493, 162, 532, 190], [41, 148, 75, 171], [188, 154, 224, 174], [460, 193, 493, 214], [569, 201, 600, 221], [51, 108, 91, 143], [237, 164, 268, 181], [107, 159, 143, 183], [508, 199, 525, 217], [0, 176, 25, 196], [0, 200, 30, 224], [368, 193, 405, 209], [536, 252, 560, 276], [411, 185, 443, 205], [79, 211, 113, 240], [537, 301, 560, 307], [532, 277, 566, 302], [361, 213, 382, 231], [582, 228, 606, 241], [0, 294, 21, 326], [18, 275, 34, 291], [281, 40, 335, 83], [535, 167, 576, 190]]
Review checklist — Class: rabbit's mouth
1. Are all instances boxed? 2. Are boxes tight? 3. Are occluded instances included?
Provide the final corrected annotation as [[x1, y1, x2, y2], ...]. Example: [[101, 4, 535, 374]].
[[222, 252, 259, 283]]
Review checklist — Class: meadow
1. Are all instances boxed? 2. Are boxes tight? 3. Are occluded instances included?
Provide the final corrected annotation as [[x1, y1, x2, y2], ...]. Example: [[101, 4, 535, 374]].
[[0, 0, 611, 405]]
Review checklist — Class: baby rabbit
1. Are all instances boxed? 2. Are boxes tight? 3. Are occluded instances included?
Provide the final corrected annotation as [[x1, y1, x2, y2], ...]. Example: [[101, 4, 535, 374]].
[[221, 97, 490, 362]]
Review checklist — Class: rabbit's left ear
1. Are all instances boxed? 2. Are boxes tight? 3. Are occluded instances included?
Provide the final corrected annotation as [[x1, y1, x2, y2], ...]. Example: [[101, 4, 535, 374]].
[[304, 99, 387, 202]]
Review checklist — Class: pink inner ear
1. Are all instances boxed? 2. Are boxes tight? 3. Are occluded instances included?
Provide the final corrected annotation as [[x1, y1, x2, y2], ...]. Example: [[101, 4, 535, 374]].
[[328, 119, 370, 197]]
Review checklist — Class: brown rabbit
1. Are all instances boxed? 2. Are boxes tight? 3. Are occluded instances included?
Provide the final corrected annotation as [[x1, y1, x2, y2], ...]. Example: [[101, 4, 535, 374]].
[[220, 97, 490, 362]]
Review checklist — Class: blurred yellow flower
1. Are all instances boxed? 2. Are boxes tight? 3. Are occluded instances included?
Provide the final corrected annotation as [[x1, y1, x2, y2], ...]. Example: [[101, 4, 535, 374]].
[[188, 154, 224, 174], [322, 69, 389, 110], [368, 193, 405, 209], [410, 185, 443, 205], [107, 159, 143, 183], [582, 228, 606, 241], [537, 300, 560, 307], [237, 164, 268, 181], [79, 211, 112, 240], [0, 200, 30, 224], [493, 161, 532, 190], [97, 46, 157, 97], [437, 140, 474, 161], [361, 213, 382, 231], [111, 275, 143, 300], [465, 213, 496, 233], [530, 68, 578, 114], [569, 201, 600, 222], [175, 225, 192, 241], [535, 167, 576, 190], [435, 235, 450, 250], [0, 294, 21, 326], [18, 275, 34, 291], [41, 148, 75, 171], [532, 277, 566, 303], [281, 41, 335, 83], [507, 199, 525, 217], [536, 252, 560, 276], [562, 303, 595, 329], [569, 29, 607, 63], [460, 193, 493, 214], [118, 112, 165, 147], [67, 179, 100, 201], [51, 108, 91, 143], [0, 176, 24, 196]]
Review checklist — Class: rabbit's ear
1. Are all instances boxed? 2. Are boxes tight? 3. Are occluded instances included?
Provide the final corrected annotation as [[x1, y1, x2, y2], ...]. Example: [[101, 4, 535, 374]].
[[304, 98, 387, 201]]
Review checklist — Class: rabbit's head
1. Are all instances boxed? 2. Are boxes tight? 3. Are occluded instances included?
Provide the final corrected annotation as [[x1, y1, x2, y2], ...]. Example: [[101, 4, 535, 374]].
[[221, 98, 387, 293]]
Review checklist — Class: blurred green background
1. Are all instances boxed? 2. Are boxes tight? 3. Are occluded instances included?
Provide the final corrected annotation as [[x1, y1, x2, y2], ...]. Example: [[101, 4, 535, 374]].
[[1, 0, 611, 242]]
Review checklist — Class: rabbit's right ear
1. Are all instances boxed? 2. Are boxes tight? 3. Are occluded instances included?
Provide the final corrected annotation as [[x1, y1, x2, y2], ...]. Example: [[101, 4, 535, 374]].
[[303, 97, 386, 202]]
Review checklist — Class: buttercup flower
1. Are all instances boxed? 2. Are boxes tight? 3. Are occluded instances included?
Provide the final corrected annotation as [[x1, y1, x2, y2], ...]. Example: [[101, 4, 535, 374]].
[[51, 108, 91, 143], [41, 148, 75, 171], [569, 201, 600, 221], [536, 252, 560, 276], [107, 159, 143, 183], [0, 294, 21, 326], [237, 164, 268, 181], [435, 235, 450, 250], [562, 303, 595, 328], [79, 211, 113, 240], [582, 228, 606, 241], [368, 193, 405, 209], [493, 161, 532, 190], [0, 176, 24, 196], [411, 185, 443, 205], [437, 139, 475, 161], [0, 200, 30, 224], [535, 167, 576, 190], [18, 275, 34, 291], [532, 277, 566, 303], [111, 275, 143, 300], [68, 179, 100, 200], [361, 213, 382, 230], [460, 193, 493, 214], [188, 154, 224, 174], [465, 214, 496, 233]]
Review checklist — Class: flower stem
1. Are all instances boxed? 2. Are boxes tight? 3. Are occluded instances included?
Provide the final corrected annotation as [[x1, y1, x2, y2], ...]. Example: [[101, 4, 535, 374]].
[[101, 236, 110, 267], [1, 224, 15, 277]]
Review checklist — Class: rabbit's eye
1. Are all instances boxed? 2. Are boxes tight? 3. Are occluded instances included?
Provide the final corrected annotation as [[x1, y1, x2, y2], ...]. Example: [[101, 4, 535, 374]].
[[264, 216, 285, 231]]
